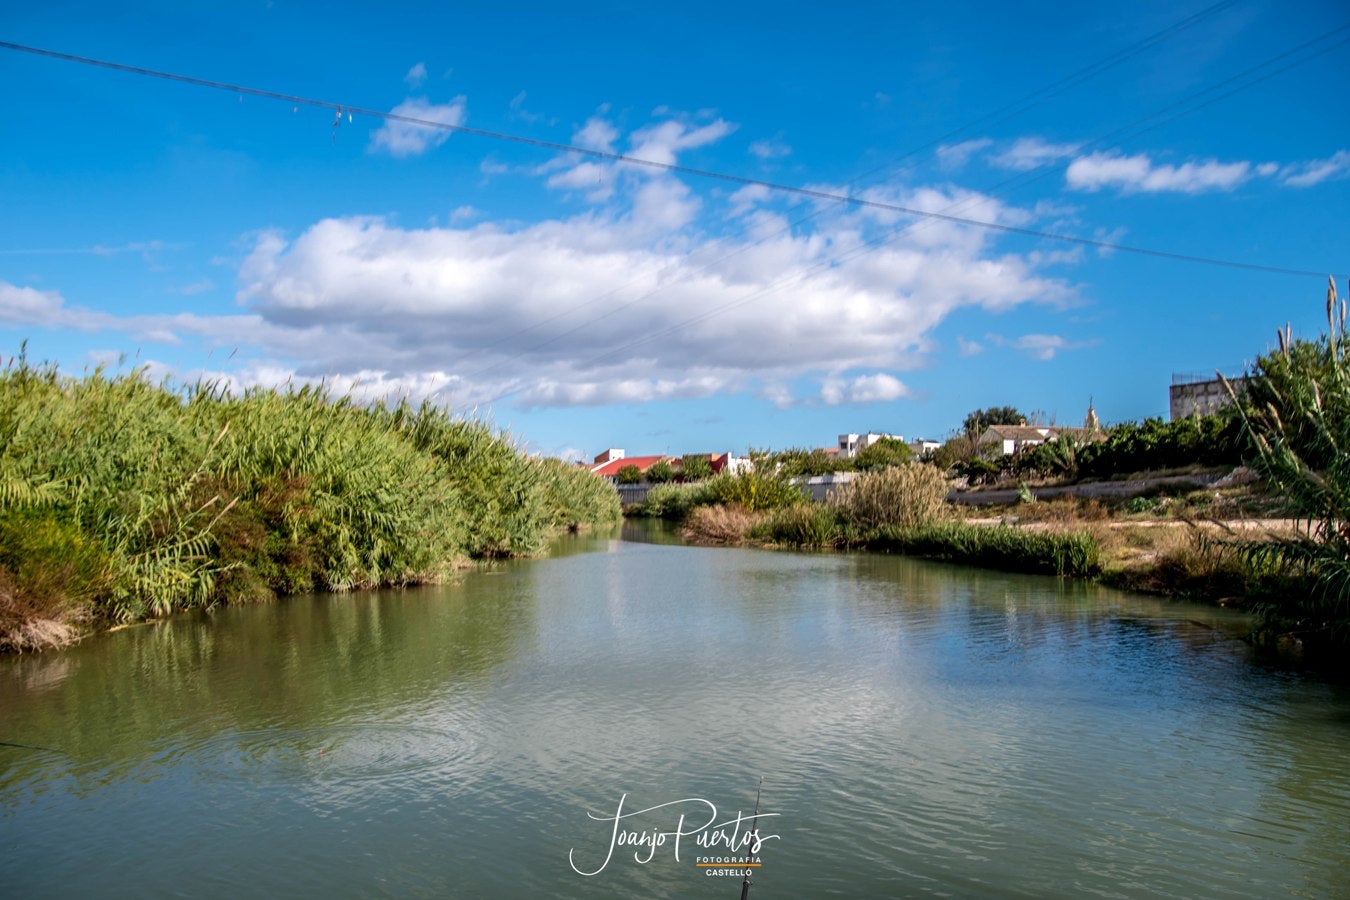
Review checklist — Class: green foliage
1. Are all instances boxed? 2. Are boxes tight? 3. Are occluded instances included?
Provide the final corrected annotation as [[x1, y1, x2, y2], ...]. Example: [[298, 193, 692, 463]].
[[771, 447, 847, 477], [956, 457, 1001, 486], [872, 522, 1101, 577], [762, 504, 841, 548], [930, 434, 979, 470], [0, 358, 619, 648], [615, 464, 642, 484], [679, 454, 714, 481], [702, 452, 807, 511], [963, 406, 1027, 438], [637, 482, 707, 520], [1069, 415, 1244, 479], [853, 437, 913, 471], [1226, 279, 1350, 646], [1020, 433, 1083, 479], [830, 463, 949, 534], [645, 459, 676, 484], [0, 510, 110, 650]]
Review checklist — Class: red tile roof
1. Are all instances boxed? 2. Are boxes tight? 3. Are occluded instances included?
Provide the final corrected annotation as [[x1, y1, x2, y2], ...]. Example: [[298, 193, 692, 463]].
[[591, 455, 669, 478]]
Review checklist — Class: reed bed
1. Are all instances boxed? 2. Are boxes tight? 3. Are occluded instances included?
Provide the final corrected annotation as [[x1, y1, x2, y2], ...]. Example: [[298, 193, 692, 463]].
[[0, 360, 619, 651], [868, 522, 1102, 577]]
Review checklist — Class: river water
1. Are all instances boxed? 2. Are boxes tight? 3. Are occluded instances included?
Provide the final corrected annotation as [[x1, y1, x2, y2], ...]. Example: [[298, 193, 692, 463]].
[[2, 522, 1348, 898]]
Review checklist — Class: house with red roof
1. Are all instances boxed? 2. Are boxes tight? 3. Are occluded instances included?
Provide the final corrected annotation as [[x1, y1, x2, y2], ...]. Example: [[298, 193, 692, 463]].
[[589, 449, 733, 483]]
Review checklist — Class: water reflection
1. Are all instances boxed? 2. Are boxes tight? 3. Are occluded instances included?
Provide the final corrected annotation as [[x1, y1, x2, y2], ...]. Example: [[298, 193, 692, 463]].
[[2, 523, 1348, 898]]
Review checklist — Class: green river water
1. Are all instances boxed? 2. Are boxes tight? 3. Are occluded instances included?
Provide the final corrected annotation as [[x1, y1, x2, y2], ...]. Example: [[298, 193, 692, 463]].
[[2, 521, 1348, 898]]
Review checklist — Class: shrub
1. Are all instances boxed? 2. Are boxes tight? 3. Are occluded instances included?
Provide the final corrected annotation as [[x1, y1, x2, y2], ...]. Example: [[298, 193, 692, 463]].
[[679, 454, 714, 481], [854, 437, 913, 471], [639, 482, 704, 520], [646, 460, 675, 483], [702, 455, 807, 511], [615, 464, 642, 484], [764, 504, 840, 548], [830, 463, 949, 534], [680, 504, 759, 545]]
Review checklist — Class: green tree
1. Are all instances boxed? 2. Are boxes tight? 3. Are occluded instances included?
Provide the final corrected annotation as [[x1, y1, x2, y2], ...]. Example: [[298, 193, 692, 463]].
[[645, 460, 675, 483], [962, 406, 1027, 438], [854, 437, 913, 471], [679, 454, 713, 481], [771, 447, 843, 477], [615, 464, 642, 484]]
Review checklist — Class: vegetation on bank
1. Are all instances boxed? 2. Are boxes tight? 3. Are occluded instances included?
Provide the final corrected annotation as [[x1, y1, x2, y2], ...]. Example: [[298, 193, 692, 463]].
[[670, 463, 1103, 578], [640, 283, 1350, 656], [0, 358, 620, 651], [1220, 280, 1350, 649]]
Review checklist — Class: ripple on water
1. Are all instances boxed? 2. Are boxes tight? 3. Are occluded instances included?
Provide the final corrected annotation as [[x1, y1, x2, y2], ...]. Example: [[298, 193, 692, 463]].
[[148, 722, 470, 795]]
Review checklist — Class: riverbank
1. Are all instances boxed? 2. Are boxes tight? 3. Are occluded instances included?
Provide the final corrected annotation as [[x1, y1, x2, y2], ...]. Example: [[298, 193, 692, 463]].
[[659, 469, 1331, 655], [0, 360, 620, 652]]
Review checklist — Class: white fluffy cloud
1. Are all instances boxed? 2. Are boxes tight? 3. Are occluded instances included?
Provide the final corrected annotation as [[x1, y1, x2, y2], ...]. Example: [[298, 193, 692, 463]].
[[5, 117, 1079, 410], [225, 175, 1069, 407], [1065, 151, 1251, 194], [369, 96, 467, 158], [820, 373, 909, 405]]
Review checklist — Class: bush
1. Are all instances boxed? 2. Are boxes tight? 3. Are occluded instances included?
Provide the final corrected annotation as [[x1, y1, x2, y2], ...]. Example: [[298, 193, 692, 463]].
[[830, 463, 949, 534], [646, 460, 675, 483], [638, 482, 706, 520], [702, 455, 806, 511], [679, 454, 714, 481], [680, 504, 759, 544], [763, 504, 840, 548], [616, 464, 642, 484]]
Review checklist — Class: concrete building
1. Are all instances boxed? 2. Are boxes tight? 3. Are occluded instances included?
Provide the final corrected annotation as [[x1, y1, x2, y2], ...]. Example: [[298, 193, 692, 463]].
[[837, 432, 901, 458], [1169, 374, 1248, 421]]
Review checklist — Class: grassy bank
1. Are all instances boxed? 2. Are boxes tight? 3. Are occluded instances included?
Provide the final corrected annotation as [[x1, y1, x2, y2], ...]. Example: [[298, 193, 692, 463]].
[[667, 465, 1101, 578], [0, 359, 620, 651], [661, 466, 1335, 655]]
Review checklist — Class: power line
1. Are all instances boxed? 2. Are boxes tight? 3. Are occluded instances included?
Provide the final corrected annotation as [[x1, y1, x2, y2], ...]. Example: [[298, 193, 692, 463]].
[[0, 38, 1330, 279], [477, 20, 1350, 404], [441, 1, 1245, 379]]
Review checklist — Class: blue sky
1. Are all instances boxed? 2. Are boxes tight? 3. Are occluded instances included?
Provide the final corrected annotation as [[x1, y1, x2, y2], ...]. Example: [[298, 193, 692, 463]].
[[3, 1, 1348, 461]]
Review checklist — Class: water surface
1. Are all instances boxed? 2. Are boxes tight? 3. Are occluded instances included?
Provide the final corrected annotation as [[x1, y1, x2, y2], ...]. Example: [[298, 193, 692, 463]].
[[3, 524, 1348, 897]]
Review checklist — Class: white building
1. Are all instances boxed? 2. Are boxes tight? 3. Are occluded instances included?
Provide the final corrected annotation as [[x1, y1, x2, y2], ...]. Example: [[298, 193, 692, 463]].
[[837, 432, 902, 458]]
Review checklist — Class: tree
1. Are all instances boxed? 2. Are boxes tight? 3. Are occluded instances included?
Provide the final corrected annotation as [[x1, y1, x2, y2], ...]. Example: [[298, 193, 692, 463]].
[[615, 464, 642, 484], [930, 434, 979, 470], [679, 454, 713, 481], [854, 437, 913, 471], [962, 406, 1027, 438], [645, 460, 675, 483], [771, 447, 843, 477]]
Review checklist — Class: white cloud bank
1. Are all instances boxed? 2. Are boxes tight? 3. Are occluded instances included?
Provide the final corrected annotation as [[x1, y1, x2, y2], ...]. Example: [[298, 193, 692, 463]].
[[6, 115, 1081, 410]]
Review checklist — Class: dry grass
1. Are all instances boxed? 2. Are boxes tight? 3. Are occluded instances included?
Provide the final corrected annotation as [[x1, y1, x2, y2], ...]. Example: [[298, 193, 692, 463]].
[[680, 504, 762, 545], [830, 464, 948, 532]]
